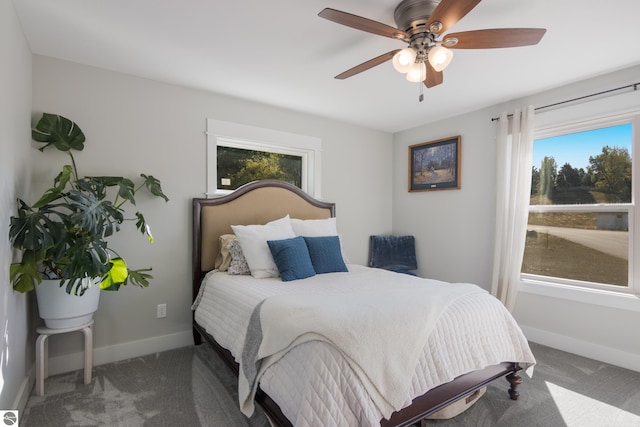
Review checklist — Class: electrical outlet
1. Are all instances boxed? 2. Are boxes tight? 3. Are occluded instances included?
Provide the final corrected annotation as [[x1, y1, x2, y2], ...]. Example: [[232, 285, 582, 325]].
[[157, 304, 167, 318]]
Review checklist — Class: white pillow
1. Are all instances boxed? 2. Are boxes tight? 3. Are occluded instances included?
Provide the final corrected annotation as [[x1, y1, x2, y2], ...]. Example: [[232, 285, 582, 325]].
[[290, 217, 338, 237], [231, 216, 295, 278], [290, 217, 350, 263]]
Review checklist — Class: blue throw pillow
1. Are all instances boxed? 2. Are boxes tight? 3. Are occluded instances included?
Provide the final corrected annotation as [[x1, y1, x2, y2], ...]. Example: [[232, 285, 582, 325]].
[[303, 236, 348, 274], [267, 236, 316, 282]]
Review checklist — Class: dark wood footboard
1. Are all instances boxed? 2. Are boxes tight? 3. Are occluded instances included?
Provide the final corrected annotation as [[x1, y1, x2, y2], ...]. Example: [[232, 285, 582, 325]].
[[381, 362, 522, 427], [193, 323, 521, 427]]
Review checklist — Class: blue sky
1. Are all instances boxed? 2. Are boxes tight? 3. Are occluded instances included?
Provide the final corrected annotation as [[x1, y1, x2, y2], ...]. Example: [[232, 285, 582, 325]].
[[533, 123, 633, 171]]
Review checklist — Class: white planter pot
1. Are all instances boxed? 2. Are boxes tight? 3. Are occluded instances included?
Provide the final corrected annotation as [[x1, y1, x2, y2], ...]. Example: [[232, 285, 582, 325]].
[[34, 279, 101, 329]]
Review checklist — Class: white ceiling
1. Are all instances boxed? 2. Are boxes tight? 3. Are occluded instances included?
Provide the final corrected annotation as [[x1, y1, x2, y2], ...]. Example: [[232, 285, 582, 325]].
[[12, 0, 640, 133]]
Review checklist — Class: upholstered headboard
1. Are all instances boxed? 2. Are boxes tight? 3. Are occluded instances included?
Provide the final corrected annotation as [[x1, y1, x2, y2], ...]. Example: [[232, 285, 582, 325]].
[[192, 180, 335, 298]]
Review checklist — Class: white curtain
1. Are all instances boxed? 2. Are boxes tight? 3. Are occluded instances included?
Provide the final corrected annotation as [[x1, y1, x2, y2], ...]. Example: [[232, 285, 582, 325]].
[[491, 106, 535, 311]]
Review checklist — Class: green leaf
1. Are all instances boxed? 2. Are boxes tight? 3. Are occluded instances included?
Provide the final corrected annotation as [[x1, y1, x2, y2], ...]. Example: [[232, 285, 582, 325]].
[[32, 113, 86, 152], [10, 262, 41, 293], [32, 188, 65, 209], [66, 279, 78, 295], [100, 280, 120, 292], [135, 212, 147, 235], [32, 165, 74, 208], [9, 203, 65, 251], [61, 238, 110, 280], [126, 268, 153, 288], [141, 174, 169, 202], [100, 258, 129, 290], [89, 176, 137, 205], [116, 178, 136, 204], [67, 187, 123, 238], [53, 164, 74, 190]]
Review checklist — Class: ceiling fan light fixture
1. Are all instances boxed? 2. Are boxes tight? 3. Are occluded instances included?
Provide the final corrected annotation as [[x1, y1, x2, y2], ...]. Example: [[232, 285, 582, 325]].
[[392, 48, 417, 73], [406, 61, 426, 82], [428, 45, 453, 72]]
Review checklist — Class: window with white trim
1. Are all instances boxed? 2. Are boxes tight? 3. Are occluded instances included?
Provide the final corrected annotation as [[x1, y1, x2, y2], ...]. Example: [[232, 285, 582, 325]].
[[521, 114, 639, 294], [206, 119, 321, 197]]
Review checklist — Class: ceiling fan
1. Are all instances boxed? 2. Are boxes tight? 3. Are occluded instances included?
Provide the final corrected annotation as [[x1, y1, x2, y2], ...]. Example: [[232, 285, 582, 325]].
[[318, 0, 546, 101]]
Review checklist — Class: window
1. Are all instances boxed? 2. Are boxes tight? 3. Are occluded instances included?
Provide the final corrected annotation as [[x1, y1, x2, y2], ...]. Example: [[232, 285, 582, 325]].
[[216, 146, 302, 191], [522, 116, 639, 294], [206, 119, 321, 197]]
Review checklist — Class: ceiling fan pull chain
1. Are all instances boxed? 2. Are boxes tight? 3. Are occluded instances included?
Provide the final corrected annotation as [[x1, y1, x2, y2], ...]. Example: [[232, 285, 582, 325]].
[[418, 67, 427, 102]]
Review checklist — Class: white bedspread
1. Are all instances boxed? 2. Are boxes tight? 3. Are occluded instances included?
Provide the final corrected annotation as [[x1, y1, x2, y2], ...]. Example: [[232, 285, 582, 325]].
[[239, 278, 486, 418], [194, 265, 536, 426]]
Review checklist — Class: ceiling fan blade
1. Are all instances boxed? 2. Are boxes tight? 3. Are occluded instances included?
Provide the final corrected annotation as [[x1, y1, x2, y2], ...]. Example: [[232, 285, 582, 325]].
[[445, 28, 546, 49], [423, 62, 443, 88], [319, 8, 408, 40], [335, 50, 401, 79], [425, 0, 481, 35]]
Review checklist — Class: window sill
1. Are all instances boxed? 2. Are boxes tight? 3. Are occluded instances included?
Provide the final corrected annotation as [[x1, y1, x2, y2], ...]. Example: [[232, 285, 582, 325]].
[[520, 278, 640, 313]]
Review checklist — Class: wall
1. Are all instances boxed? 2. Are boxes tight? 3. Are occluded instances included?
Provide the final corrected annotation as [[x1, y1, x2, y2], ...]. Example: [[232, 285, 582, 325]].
[[0, 0, 34, 411], [393, 65, 640, 372], [32, 55, 393, 373], [393, 111, 497, 287]]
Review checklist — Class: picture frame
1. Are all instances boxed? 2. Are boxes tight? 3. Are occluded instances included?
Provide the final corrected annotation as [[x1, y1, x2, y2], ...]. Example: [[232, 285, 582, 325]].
[[408, 136, 461, 192]]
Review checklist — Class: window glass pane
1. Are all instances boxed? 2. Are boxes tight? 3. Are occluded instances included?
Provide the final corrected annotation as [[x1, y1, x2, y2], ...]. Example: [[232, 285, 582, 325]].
[[523, 212, 628, 286], [524, 123, 633, 287], [532, 124, 632, 204], [217, 146, 302, 190]]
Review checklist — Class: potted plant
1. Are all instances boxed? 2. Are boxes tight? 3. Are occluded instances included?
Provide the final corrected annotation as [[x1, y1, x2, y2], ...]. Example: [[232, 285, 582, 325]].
[[9, 113, 169, 328]]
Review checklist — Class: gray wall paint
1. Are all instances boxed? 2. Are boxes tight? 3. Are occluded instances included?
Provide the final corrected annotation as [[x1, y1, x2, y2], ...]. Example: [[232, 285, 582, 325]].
[[392, 65, 640, 371], [393, 111, 497, 287], [0, 0, 33, 410], [31, 55, 393, 368]]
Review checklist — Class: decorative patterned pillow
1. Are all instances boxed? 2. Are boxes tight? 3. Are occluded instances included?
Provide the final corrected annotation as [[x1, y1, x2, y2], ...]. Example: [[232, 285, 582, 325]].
[[267, 236, 316, 282], [227, 239, 251, 275], [303, 235, 349, 274]]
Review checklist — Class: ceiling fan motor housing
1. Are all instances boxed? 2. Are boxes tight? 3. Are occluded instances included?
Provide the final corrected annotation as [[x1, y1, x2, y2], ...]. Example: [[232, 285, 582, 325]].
[[394, 0, 441, 59], [394, 0, 441, 33]]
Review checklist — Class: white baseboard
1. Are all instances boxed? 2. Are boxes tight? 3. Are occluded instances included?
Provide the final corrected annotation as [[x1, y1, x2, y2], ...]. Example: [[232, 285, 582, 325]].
[[12, 374, 34, 412], [520, 325, 640, 373], [46, 330, 194, 376]]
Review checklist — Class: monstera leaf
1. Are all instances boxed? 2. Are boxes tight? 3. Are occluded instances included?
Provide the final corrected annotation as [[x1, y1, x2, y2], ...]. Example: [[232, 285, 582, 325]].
[[142, 174, 169, 202], [100, 258, 129, 291], [32, 113, 86, 152]]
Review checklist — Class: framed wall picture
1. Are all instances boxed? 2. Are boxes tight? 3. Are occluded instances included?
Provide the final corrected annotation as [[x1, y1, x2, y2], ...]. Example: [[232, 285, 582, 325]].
[[408, 136, 461, 192]]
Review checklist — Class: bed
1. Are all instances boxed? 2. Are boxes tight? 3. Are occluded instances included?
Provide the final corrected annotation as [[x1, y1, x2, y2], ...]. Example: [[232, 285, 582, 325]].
[[192, 180, 535, 427]]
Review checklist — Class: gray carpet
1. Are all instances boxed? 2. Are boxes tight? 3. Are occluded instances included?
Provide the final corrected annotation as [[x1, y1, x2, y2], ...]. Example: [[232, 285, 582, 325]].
[[22, 343, 270, 427], [22, 342, 640, 426]]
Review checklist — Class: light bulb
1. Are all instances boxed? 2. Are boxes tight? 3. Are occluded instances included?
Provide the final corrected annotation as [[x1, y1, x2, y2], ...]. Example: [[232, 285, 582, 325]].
[[406, 62, 426, 83], [428, 45, 453, 72], [392, 48, 417, 73]]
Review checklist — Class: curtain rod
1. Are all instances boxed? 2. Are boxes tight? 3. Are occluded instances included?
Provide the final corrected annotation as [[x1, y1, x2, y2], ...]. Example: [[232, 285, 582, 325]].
[[490, 82, 640, 122]]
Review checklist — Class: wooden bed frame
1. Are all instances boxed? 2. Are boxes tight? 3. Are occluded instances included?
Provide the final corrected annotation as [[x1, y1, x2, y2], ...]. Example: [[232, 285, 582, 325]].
[[192, 180, 523, 427]]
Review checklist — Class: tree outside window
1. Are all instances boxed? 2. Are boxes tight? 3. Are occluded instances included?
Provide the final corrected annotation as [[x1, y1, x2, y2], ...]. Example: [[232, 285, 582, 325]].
[[217, 146, 302, 191]]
